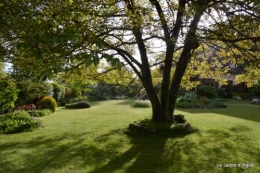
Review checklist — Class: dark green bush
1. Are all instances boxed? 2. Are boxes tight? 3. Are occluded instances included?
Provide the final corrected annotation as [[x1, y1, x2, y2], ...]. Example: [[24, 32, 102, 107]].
[[223, 86, 233, 98], [240, 93, 251, 100], [207, 101, 227, 109], [65, 101, 91, 109], [216, 88, 225, 98], [248, 84, 260, 97], [37, 96, 57, 112], [194, 97, 210, 108], [59, 97, 86, 106], [197, 85, 217, 99], [27, 109, 52, 117], [175, 102, 193, 108], [0, 111, 41, 134]]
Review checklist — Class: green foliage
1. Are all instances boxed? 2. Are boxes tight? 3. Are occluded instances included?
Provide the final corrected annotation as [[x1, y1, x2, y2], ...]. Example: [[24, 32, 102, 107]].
[[1, 0, 259, 123], [65, 101, 91, 109], [176, 92, 195, 108], [0, 62, 7, 78], [176, 96, 227, 109], [16, 80, 53, 105], [208, 101, 227, 109], [130, 119, 197, 135], [240, 93, 251, 100], [52, 82, 65, 102], [248, 84, 260, 97], [27, 109, 52, 117], [223, 86, 233, 98], [131, 100, 151, 108], [194, 97, 210, 108], [0, 77, 19, 112], [176, 102, 194, 108], [59, 97, 86, 106], [0, 110, 41, 134], [37, 96, 57, 112], [197, 85, 217, 99]]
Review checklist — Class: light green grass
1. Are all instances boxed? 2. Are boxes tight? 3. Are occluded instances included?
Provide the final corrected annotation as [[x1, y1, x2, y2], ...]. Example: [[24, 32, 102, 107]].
[[0, 99, 260, 173]]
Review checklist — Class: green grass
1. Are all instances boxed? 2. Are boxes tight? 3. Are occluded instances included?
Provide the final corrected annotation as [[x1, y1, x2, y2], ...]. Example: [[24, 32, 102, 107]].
[[0, 99, 260, 173]]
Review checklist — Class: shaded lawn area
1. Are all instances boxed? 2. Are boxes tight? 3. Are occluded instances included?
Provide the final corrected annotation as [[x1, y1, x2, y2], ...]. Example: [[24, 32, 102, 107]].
[[0, 100, 259, 173]]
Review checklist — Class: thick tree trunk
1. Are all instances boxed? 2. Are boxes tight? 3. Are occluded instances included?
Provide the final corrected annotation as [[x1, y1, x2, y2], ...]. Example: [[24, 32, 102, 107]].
[[169, 6, 205, 117]]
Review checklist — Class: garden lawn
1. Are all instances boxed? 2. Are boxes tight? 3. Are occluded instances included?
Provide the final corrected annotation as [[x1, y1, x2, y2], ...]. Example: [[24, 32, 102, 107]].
[[0, 99, 260, 173]]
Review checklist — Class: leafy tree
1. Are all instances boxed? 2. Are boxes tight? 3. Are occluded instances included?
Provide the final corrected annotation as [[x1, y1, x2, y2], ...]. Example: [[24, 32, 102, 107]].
[[1, 0, 259, 122], [0, 77, 19, 112], [0, 62, 7, 78], [52, 82, 65, 102], [15, 80, 53, 105]]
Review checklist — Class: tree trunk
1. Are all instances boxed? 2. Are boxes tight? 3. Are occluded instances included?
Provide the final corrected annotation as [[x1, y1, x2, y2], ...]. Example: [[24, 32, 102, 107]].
[[169, 6, 205, 117], [159, 47, 174, 122]]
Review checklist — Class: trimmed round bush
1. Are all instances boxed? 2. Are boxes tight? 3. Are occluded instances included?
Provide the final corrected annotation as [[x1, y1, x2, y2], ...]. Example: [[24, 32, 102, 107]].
[[37, 96, 57, 112], [0, 110, 41, 134], [65, 101, 91, 109]]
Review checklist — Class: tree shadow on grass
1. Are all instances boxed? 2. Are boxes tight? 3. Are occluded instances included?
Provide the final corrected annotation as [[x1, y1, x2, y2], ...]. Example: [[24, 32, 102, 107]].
[[1, 125, 259, 173], [0, 125, 190, 173], [90, 127, 194, 173]]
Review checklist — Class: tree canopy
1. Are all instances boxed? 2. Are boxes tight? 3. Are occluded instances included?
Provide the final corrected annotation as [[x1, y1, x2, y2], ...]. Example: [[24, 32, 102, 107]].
[[1, 0, 259, 122]]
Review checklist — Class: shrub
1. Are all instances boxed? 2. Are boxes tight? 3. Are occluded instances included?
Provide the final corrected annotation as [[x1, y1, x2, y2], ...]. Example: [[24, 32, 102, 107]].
[[194, 97, 210, 108], [128, 119, 198, 135], [223, 86, 233, 98], [248, 84, 260, 97], [52, 83, 65, 102], [27, 109, 52, 117], [65, 88, 73, 97], [183, 92, 195, 102], [176, 97, 185, 104], [65, 101, 91, 109], [207, 101, 227, 109], [37, 96, 57, 112], [175, 97, 227, 109], [59, 97, 86, 106], [0, 110, 41, 134], [0, 77, 19, 112], [16, 80, 53, 105], [240, 93, 251, 100], [216, 88, 225, 98], [132, 100, 151, 108], [175, 102, 193, 108], [197, 85, 217, 99]]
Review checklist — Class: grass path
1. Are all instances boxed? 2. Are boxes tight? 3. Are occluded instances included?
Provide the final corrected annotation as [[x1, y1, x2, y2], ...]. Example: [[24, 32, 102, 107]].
[[0, 100, 260, 173]]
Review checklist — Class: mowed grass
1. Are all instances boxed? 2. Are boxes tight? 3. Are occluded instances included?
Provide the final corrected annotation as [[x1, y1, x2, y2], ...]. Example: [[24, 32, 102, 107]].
[[0, 99, 260, 173]]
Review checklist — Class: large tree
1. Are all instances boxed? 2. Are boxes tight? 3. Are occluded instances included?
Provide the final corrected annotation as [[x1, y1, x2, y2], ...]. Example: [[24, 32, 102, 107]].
[[1, 0, 259, 122]]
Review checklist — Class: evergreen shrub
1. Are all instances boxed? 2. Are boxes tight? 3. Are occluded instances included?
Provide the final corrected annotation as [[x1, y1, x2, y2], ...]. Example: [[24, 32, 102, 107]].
[[27, 109, 52, 117], [65, 101, 91, 109], [37, 96, 57, 112], [197, 85, 217, 99], [0, 111, 40, 133]]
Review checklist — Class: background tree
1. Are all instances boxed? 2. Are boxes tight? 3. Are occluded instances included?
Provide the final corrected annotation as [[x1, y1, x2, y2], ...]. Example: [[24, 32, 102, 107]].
[[0, 76, 19, 112], [1, 0, 259, 122], [0, 62, 7, 78]]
